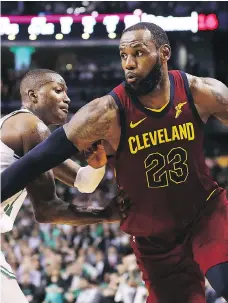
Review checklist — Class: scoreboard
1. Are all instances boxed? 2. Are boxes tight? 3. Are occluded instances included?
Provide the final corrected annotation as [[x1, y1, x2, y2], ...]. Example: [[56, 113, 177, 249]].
[[1, 11, 219, 42]]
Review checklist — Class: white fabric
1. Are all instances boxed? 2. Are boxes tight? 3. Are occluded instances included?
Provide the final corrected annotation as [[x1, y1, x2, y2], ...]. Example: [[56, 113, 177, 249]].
[[0, 109, 30, 233], [0, 108, 30, 129], [0, 252, 14, 276], [74, 165, 105, 193], [0, 110, 31, 303], [1, 274, 29, 303], [0, 213, 14, 233], [0, 252, 29, 303]]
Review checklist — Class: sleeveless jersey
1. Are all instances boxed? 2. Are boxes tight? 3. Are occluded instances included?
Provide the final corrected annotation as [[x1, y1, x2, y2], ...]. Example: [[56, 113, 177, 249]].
[[0, 109, 31, 233], [109, 70, 219, 238]]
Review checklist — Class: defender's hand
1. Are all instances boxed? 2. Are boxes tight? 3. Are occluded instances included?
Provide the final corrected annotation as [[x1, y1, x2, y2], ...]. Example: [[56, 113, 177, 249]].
[[105, 189, 132, 223], [116, 189, 132, 219], [73, 189, 132, 224], [85, 144, 107, 169]]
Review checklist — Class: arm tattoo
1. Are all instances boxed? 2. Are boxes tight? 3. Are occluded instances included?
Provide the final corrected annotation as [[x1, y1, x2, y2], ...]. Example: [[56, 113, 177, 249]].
[[202, 77, 228, 106], [211, 89, 228, 106], [75, 111, 110, 140], [188, 74, 228, 123], [200, 77, 228, 123], [70, 96, 118, 144]]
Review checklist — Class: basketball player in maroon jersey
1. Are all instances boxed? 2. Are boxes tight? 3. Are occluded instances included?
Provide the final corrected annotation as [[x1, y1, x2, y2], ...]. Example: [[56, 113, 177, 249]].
[[2, 23, 228, 302]]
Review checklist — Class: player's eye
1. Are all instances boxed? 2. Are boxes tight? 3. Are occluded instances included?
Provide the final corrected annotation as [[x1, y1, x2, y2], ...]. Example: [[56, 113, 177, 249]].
[[55, 88, 62, 94], [136, 50, 143, 57], [120, 53, 127, 60]]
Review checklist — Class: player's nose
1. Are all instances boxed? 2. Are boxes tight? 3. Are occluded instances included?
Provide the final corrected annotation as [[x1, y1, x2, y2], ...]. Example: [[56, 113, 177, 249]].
[[64, 94, 71, 104], [125, 56, 136, 70]]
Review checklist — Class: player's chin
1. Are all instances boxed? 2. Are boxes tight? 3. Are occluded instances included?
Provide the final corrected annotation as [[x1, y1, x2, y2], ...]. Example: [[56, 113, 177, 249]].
[[54, 112, 68, 125], [126, 79, 142, 91], [126, 78, 139, 86]]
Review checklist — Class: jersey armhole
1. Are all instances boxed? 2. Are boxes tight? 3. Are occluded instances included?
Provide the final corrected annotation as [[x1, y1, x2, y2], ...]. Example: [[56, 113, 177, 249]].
[[179, 71, 204, 126], [108, 91, 126, 156]]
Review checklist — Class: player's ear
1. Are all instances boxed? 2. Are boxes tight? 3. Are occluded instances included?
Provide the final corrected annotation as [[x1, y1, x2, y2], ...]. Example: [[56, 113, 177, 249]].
[[28, 90, 38, 103], [160, 44, 171, 62]]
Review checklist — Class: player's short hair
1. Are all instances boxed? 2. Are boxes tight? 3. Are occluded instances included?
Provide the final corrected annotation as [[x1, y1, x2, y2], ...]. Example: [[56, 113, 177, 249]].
[[20, 69, 59, 99], [122, 22, 170, 49]]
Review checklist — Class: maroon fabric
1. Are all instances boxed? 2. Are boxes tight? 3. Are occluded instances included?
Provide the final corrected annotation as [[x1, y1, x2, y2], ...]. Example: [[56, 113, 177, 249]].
[[110, 70, 219, 238], [130, 189, 228, 303]]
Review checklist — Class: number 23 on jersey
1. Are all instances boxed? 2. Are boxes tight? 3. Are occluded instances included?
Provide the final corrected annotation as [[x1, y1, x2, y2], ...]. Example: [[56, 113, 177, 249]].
[[144, 147, 189, 188]]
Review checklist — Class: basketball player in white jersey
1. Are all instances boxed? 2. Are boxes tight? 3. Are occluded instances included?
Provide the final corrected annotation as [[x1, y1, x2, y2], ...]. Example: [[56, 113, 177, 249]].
[[0, 69, 130, 303]]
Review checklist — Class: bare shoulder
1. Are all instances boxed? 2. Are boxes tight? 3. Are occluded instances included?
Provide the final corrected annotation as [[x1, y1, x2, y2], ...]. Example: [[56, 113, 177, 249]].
[[21, 114, 51, 152], [187, 73, 228, 101], [16, 113, 50, 153], [65, 95, 120, 150], [186, 73, 228, 123], [20, 113, 48, 131], [1, 112, 50, 155]]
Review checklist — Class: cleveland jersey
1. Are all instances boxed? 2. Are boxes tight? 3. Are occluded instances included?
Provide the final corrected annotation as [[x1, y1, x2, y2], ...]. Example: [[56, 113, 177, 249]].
[[109, 70, 220, 238]]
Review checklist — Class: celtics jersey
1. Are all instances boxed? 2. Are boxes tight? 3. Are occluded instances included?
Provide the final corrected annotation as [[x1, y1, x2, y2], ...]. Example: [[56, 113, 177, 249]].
[[0, 109, 30, 233]]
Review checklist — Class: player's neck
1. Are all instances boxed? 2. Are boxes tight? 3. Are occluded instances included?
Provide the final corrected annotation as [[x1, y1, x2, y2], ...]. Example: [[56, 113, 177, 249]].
[[138, 74, 170, 110], [21, 106, 49, 126]]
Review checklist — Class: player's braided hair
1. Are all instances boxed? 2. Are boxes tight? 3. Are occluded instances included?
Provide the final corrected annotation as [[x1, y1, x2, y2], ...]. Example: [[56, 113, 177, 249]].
[[122, 22, 170, 49], [20, 69, 59, 99]]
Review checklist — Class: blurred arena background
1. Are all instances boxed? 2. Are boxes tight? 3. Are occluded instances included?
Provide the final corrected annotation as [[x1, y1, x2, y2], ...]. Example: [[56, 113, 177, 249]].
[[1, 1, 228, 303]]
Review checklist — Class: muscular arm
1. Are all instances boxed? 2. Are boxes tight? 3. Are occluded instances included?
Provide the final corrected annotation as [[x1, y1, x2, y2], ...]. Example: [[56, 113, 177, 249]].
[[1, 95, 119, 201], [52, 159, 81, 187], [188, 74, 228, 124], [21, 117, 104, 189], [20, 117, 120, 225], [21, 120, 81, 187], [27, 169, 118, 225], [64, 95, 119, 150]]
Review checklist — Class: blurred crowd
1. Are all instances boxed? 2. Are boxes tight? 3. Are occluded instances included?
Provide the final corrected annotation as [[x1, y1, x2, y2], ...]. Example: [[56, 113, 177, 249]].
[[1, 157, 228, 303], [1, 59, 124, 107], [1, 49, 210, 114]]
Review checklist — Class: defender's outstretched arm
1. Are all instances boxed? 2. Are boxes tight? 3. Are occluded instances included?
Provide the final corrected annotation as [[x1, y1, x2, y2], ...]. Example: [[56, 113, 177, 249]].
[[1, 95, 119, 201]]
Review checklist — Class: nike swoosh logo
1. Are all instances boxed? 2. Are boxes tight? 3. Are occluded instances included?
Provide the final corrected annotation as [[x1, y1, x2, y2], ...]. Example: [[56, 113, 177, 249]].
[[130, 117, 147, 128]]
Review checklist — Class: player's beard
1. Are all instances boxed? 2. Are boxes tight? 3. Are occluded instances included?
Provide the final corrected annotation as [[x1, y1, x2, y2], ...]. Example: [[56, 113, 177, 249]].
[[125, 56, 162, 97]]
